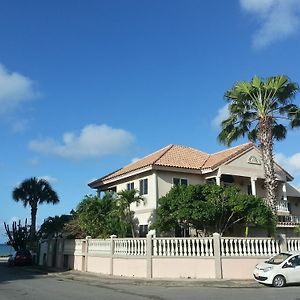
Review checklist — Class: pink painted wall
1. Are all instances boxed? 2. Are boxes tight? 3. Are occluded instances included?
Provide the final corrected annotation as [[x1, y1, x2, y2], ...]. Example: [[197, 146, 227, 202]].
[[152, 258, 215, 279], [113, 258, 147, 277], [222, 257, 267, 279], [87, 256, 111, 274]]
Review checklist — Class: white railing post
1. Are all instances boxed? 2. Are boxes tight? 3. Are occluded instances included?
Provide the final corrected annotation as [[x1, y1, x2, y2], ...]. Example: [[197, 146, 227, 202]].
[[146, 233, 153, 278], [213, 233, 222, 279], [110, 235, 117, 275]]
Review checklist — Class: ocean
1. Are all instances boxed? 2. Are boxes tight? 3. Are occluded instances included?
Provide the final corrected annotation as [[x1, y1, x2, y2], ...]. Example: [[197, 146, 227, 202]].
[[0, 244, 14, 256]]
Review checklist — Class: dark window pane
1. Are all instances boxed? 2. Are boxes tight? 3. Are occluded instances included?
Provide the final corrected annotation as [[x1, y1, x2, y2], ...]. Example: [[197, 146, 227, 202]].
[[181, 179, 188, 186], [173, 178, 180, 186]]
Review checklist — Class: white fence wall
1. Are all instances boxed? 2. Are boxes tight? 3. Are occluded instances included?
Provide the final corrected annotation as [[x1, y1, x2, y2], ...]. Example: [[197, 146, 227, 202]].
[[41, 234, 300, 280]]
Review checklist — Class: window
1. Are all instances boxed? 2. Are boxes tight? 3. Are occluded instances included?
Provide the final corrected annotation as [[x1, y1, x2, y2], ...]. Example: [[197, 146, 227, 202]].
[[173, 178, 188, 186], [139, 179, 148, 195], [139, 225, 148, 237], [127, 182, 134, 190]]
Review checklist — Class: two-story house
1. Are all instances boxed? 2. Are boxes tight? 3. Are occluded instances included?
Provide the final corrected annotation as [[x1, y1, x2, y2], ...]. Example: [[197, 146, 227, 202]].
[[88, 143, 300, 237]]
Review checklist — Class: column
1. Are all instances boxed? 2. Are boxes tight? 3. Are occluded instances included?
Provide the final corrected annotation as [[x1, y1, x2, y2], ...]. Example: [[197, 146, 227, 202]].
[[146, 233, 153, 279], [109, 235, 117, 275], [216, 170, 221, 186], [213, 233, 222, 279], [282, 182, 287, 201], [251, 177, 257, 196]]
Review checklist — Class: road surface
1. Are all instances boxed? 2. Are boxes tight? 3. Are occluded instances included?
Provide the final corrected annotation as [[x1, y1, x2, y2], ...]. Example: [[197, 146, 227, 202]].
[[1, 259, 300, 299]]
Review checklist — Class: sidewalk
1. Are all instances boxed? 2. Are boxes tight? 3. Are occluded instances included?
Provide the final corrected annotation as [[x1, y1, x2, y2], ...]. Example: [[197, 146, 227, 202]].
[[23, 264, 262, 288]]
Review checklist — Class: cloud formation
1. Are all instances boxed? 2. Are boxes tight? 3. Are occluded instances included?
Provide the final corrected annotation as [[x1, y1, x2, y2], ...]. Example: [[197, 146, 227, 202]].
[[38, 176, 58, 185], [29, 124, 135, 160], [0, 64, 38, 113], [240, 0, 300, 48], [211, 105, 229, 128], [275, 152, 300, 175]]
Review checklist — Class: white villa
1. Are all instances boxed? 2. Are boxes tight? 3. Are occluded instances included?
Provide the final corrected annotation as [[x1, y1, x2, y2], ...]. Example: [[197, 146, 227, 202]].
[[88, 143, 300, 237]]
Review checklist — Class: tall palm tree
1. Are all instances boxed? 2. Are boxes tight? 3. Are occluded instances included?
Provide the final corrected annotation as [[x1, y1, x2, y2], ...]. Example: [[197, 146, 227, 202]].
[[12, 177, 60, 242], [116, 189, 143, 237], [218, 75, 300, 212]]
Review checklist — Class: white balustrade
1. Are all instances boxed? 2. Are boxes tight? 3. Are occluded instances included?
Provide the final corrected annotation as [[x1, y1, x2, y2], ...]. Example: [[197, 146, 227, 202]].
[[114, 238, 147, 256], [152, 238, 214, 257], [74, 239, 84, 255], [221, 237, 280, 257], [88, 239, 111, 255], [277, 200, 289, 213], [287, 238, 300, 251]]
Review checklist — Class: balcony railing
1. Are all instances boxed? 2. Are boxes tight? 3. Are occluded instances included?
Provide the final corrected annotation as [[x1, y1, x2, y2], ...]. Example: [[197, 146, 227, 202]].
[[277, 215, 300, 227], [277, 200, 289, 213]]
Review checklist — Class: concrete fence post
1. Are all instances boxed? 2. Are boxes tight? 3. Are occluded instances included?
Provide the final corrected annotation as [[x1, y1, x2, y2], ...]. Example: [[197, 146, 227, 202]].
[[146, 233, 153, 278], [213, 233, 223, 279], [83, 236, 91, 272], [110, 235, 117, 275], [278, 233, 287, 252]]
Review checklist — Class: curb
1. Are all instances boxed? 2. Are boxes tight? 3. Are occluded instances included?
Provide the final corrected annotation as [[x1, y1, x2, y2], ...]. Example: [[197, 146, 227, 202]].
[[20, 265, 262, 288]]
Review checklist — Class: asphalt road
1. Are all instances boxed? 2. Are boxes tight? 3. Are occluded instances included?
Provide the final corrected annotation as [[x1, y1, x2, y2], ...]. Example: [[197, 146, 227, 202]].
[[2, 260, 300, 300]]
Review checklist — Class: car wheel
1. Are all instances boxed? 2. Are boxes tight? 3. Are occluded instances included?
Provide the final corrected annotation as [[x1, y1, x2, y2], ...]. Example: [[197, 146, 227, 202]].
[[272, 275, 286, 288]]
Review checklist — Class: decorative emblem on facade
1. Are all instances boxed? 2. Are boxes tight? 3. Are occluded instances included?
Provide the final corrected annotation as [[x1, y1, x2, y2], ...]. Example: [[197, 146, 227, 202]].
[[248, 155, 261, 165]]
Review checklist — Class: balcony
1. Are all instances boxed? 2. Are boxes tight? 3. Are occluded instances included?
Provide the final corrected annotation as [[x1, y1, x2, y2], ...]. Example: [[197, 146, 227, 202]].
[[277, 215, 300, 227], [276, 200, 289, 214]]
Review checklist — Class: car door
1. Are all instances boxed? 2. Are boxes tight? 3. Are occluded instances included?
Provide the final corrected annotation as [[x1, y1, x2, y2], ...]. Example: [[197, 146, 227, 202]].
[[283, 255, 300, 283]]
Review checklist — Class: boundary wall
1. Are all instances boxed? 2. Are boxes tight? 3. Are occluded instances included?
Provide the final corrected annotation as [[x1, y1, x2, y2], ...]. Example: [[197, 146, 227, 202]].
[[38, 233, 300, 279]]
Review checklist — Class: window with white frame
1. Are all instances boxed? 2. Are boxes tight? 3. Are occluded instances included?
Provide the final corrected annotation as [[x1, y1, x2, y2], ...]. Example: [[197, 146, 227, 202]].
[[127, 182, 134, 190], [173, 178, 188, 186], [139, 178, 148, 195]]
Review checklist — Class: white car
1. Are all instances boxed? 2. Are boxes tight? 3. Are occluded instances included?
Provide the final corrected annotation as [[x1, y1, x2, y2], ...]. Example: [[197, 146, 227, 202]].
[[254, 251, 300, 287]]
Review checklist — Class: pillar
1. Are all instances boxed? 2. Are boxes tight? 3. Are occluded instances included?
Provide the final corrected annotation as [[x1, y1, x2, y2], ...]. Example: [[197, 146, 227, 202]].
[[213, 233, 222, 279], [251, 177, 257, 196]]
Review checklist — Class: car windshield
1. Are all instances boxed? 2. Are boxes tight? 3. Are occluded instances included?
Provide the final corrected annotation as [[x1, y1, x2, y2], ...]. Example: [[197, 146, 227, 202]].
[[266, 253, 292, 265]]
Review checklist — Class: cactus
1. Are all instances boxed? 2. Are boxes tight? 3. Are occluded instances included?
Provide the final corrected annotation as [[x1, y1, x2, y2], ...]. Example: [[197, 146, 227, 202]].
[[4, 219, 31, 251]]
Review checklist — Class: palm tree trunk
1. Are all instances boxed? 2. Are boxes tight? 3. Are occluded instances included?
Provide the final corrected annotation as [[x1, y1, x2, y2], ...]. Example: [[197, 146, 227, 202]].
[[259, 117, 277, 213], [30, 204, 37, 247]]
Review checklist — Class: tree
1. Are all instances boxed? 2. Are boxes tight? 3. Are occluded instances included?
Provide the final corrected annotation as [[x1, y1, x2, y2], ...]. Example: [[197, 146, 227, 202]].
[[153, 184, 275, 236], [116, 189, 143, 237], [74, 193, 131, 238], [38, 215, 72, 239], [12, 177, 59, 243], [218, 75, 300, 212], [4, 219, 31, 251]]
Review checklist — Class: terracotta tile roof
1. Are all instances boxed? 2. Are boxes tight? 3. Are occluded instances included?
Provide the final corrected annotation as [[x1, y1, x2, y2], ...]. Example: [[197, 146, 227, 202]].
[[203, 142, 254, 170], [89, 145, 210, 186], [89, 143, 255, 187]]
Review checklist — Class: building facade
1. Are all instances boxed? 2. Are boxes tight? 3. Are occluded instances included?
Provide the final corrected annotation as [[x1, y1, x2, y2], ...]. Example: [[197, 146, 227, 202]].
[[89, 143, 300, 237]]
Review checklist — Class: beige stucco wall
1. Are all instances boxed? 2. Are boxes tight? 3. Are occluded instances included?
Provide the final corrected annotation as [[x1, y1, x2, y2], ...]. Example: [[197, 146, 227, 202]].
[[87, 256, 111, 274], [73, 255, 83, 271], [152, 257, 215, 279], [221, 257, 267, 279], [225, 148, 288, 182], [113, 258, 147, 277], [157, 170, 205, 198]]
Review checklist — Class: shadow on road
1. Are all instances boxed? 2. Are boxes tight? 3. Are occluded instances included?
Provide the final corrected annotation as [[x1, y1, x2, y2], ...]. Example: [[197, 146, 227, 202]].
[[0, 259, 69, 284]]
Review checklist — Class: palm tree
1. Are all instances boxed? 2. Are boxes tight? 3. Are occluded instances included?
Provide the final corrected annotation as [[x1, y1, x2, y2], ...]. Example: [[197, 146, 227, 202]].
[[218, 75, 300, 212], [12, 177, 60, 242], [116, 189, 143, 237]]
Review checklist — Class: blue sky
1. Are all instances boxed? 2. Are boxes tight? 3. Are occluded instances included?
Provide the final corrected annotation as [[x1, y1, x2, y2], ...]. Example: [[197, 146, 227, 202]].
[[1, 0, 300, 242]]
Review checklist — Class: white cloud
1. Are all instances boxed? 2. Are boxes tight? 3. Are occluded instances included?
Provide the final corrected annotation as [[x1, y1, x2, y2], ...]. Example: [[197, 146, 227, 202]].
[[211, 105, 229, 128], [38, 176, 58, 184], [240, 0, 300, 48], [0, 64, 38, 113], [29, 124, 135, 160], [275, 152, 300, 175]]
